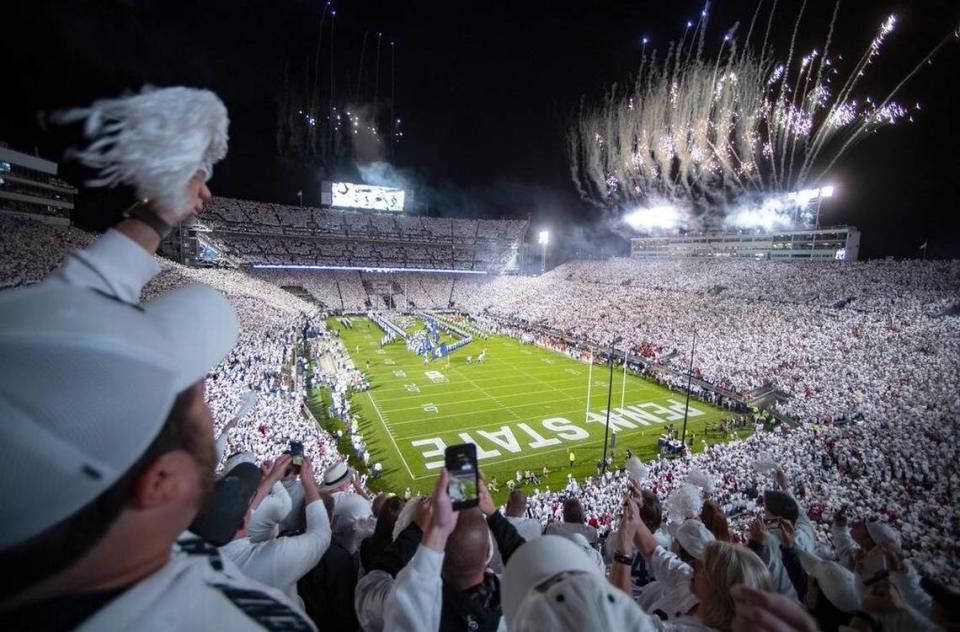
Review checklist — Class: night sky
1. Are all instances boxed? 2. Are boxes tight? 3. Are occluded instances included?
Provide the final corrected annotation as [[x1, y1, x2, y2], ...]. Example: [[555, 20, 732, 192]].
[[2, 0, 958, 259]]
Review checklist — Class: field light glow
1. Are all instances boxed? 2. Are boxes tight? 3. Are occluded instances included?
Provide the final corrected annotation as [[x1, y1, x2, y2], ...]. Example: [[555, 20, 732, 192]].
[[251, 264, 488, 275], [624, 205, 684, 230]]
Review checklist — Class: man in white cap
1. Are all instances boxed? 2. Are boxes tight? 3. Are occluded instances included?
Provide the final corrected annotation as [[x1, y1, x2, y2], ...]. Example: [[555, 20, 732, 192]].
[[0, 86, 315, 630], [833, 511, 933, 617], [501, 535, 657, 632], [321, 461, 372, 502]]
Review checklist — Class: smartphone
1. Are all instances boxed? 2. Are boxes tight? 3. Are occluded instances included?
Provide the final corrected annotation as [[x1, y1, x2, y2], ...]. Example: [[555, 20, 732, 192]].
[[445, 443, 479, 511], [859, 546, 890, 585], [763, 517, 783, 539], [290, 440, 305, 471]]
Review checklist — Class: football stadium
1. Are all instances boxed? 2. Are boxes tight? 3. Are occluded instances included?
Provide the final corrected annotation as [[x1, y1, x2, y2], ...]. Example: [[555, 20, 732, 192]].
[[1, 1, 959, 630], [320, 315, 740, 495]]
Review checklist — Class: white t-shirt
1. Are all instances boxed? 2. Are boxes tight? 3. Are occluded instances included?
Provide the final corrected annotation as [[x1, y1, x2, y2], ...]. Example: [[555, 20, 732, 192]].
[[506, 516, 543, 541]]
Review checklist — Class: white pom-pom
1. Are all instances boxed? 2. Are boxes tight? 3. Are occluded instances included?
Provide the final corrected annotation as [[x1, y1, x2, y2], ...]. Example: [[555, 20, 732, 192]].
[[753, 453, 778, 475], [626, 456, 648, 481], [686, 467, 715, 494], [667, 484, 703, 521], [54, 85, 229, 216]]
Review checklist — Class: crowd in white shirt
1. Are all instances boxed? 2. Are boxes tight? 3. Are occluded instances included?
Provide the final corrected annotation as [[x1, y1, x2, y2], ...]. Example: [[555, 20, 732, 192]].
[[2, 214, 958, 630]]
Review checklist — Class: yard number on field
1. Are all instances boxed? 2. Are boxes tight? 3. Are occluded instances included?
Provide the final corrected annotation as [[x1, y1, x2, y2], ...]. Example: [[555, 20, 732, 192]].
[[424, 371, 448, 384]]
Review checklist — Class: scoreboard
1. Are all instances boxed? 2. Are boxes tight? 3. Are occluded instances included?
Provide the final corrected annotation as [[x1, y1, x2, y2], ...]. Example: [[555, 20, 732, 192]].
[[323, 181, 406, 212]]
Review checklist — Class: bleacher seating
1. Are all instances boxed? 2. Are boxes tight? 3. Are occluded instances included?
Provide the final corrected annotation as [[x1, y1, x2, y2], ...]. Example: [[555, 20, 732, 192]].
[[197, 196, 527, 272]]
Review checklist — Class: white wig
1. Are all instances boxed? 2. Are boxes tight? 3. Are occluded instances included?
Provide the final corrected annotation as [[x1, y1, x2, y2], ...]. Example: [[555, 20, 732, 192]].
[[667, 484, 703, 522], [54, 85, 229, 215]]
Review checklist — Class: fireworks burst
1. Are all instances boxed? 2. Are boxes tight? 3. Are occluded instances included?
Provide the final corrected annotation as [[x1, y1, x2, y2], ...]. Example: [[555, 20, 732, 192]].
[[567, 2, 958, 224]]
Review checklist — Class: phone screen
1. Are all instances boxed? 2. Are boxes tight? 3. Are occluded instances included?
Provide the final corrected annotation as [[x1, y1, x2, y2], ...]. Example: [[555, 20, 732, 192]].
[[290, 441, 305, 470], [445, 443, 479, 511]]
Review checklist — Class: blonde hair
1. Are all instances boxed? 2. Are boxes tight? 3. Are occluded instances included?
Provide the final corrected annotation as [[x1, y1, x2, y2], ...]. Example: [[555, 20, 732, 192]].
[[697, 541, 773, 631]]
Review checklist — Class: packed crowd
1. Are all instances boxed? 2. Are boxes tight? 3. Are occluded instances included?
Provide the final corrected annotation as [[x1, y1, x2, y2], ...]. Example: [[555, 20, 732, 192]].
[[461, 258, 960, 424], [8, 82, 960, 632], [4, 211, 959, 629], [195, 196, 526, 271], [249, 268, 486, 312]]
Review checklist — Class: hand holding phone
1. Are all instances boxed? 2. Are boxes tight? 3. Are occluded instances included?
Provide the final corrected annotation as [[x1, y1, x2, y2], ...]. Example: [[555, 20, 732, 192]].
[[421, 468, 460, 553], [289, 440, 305, 472], [445, 443, 479, 511]]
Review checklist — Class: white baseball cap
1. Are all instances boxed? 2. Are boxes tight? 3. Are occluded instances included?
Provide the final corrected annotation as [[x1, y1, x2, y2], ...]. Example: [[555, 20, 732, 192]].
[[501, 535, 602, 626], [865, 519, 901, 549], [0, 280, 238, 549], [797, 550, 861, 613], [675, 518, 715, 560], [509, 562, 656, 631]]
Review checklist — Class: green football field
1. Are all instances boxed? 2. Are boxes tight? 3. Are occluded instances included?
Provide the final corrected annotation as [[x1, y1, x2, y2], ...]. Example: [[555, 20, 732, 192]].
[[322, 316, 747, 501]]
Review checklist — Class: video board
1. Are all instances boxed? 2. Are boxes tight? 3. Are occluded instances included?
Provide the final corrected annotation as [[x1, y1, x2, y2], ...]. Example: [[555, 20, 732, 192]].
[[331, 182, 405, 212]]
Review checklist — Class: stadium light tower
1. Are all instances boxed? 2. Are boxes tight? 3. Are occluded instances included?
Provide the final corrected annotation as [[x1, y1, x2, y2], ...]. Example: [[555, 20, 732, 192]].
[[537, 230, 550, 274], [679, 330, 697, 453], [601, 335, 622, 475], [815, 184, 835, 229]]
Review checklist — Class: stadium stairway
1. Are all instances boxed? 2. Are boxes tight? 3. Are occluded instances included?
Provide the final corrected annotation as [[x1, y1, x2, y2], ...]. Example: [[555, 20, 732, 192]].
[[279, 285, 323, 308], [743, 384, 792, 416]]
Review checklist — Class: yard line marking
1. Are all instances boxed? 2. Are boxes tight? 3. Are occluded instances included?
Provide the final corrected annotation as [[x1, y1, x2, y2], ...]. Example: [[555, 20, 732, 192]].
[[380, 382, 600, 408], [366, 390, 415, 479], [446, 362, 526, 424]]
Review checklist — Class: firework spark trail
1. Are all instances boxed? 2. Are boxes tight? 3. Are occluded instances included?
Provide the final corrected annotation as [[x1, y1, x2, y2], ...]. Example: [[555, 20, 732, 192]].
[[567, 0, 956, 221], [356, 31, 369, 103], [773, 0, 807, 191], [788, 1, 840, 185], [740, 0, 761, 67], [811, 27, 960, 184], [800, 14, 898, 181]]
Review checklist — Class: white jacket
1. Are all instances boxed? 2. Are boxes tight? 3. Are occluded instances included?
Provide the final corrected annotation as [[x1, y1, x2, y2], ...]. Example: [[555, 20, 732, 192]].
[[78, 539, 315, 631], [637, 546, 699, 619], [248, 481, 293, 543], [380, 546, 507, 632], [220, 499, 330, 604]]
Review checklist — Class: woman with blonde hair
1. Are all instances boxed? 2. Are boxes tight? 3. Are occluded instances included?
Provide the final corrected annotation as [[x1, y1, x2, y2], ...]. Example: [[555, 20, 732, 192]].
[[690, 540, 773, 630], [612, 496, 775, 631]]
